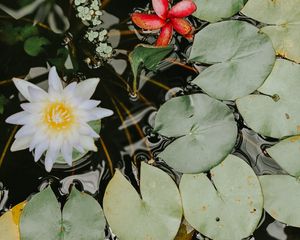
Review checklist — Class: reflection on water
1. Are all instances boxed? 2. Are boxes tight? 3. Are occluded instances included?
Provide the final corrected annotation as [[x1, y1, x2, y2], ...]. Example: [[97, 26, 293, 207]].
[[0, 0, 299, 239]]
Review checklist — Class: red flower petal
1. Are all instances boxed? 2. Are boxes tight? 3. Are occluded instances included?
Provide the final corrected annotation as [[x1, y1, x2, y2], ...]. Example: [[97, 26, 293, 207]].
[[168, 0, 197, 18], [132, 13, 166, 30], [152, 0, 169, 19], [171, 18, 193, 35], [156, 22, 173, 46], [184, 34, 194, 41]]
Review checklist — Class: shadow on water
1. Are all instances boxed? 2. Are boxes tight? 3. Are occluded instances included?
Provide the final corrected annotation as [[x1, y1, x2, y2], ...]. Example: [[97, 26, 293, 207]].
[[0, 0, 299, 239]]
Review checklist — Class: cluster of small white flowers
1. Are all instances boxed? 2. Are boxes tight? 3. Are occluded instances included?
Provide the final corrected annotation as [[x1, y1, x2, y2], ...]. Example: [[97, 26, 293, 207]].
[[96, 42, 113, 58], [85, 29, 108, 42], [74, 0, 114, 65], [75, 0, 103, 26]]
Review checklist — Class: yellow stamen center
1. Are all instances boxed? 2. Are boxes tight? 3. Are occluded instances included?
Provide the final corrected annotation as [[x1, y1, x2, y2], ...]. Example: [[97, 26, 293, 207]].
[[44, 102, 74, 130]]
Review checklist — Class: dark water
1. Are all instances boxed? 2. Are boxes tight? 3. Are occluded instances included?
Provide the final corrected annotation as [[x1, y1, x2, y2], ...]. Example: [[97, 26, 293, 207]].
[[0, 0, 299, 239]]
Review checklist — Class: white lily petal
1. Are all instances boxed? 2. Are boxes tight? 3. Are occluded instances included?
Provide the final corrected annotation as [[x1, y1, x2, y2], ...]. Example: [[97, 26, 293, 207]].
[[29, 133, 47, 151], [79, 122, 100, 138], [13, 78, 41, 102], [48, 66, 63, 92], [87, 107, 113, 121], [61, 141, 72, 166], [79, 100, 101, 109], [75, 78, 100, 99], [21, 102, 45, 113], [15, 125, 35, 138], [63, 82, 77, 98], [44, 149, 58, 172], [10, 137, 32, 152], [28, 86, 48, 102], [34, 141, 49, 162], [6, 111, 30, 125], [79, 136, 97, 152]]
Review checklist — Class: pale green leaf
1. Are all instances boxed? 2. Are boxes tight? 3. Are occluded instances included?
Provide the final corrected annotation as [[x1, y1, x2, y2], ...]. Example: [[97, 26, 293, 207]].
[[180, 155, 263, 240], [193, 0, 246, 22], [267, 136, 300, 177], [242, 0, 300, 63], [103, 162, 182, 240], [20, 187, 61, 240], [154, 94, 237, 173], [260, 175, 300, 227], [237, 59, 300, 139], [190, 20, 275, 100], [63, 188, 106, 240]]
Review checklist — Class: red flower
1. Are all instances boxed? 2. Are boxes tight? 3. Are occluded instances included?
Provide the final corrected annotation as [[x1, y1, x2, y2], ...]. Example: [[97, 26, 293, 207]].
[[131, 0, 197, 46]]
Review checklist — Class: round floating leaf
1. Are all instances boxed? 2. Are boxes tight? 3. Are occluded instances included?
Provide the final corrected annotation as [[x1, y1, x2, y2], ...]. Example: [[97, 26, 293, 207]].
[[63, 188, 106, 240], [260, 175, 300, 227], [180, 155, 263, 240], [189, 20, 275, 100], [193, 0, 246, 22], [20, 187, 106, 240], [242, 0, 300, 63], [24, 36, 50, 56], [103, 162, 182, 240], [267, 136, 300, 177], [20, 187, 61, 240], [237, 59, 300, 139], [154, 94, 237, 173]]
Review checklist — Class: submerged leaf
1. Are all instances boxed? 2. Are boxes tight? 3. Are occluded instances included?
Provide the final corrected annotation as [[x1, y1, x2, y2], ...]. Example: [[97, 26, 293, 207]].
[[24, 36, 50, 56], [154, 93, 237, 173], [103, 162, 182, 240], [129, 44, 173, 92], [180, 155, 263, 240], [193, 0, 246, 22], [237, 59, 300, 139], [260, 175, 300, 227], [190, 20, 275, 100], [242, 0, 300, 63], [0, 95, 8, 114]]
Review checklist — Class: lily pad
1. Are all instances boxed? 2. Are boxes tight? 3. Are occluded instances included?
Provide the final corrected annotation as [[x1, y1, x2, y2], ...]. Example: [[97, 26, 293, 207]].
[[259, 175, 300, 227], [242, 0, 300, 63], [193, 0, 246, 22], [267, 136, 300, 177], [24, 36, 50, 56], [180, 155, 263, 240], [129, 44, 173, 92], [154, 94, 237, 173], [103, 162, 182, 240], [20, 187, 106, 240], [0, 201, 26, 240], [190, 20, 275, 100], [237, 59, 300, 139]]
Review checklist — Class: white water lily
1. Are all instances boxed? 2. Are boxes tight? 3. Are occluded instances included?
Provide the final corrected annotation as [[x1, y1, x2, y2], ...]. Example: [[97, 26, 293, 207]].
[[6, 67, 113, 172]]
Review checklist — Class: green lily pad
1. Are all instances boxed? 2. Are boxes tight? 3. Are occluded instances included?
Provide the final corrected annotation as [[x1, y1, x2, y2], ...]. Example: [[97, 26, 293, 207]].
[[180, 155, 263, 240], [20, 187, 106, 240], [129, 44, 173, 92], [190, 20, 275, 100], [267, 136, 300, 177], [103, 162, 182, 240], [237, 59, 300, 139], [193, 0, 246, 22], [242, 0, 300, 63], [259, 175, 300, 227], [154, 94, 237, 173]]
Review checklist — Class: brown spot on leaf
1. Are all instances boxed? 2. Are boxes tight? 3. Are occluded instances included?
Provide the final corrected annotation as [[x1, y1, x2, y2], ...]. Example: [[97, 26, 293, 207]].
[[285, 113, 290, 119]]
